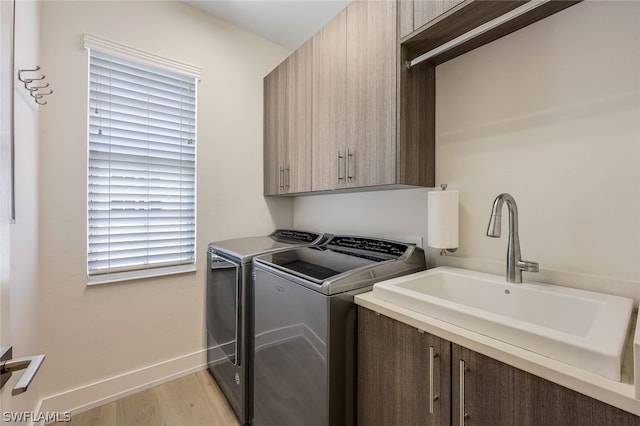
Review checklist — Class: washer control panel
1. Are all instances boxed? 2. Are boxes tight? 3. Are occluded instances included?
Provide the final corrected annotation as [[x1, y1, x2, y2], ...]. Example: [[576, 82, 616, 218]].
[[327, 236, 409, 258]]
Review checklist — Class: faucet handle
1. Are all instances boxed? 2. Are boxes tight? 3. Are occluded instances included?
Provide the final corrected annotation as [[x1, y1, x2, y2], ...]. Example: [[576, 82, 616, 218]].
[[516, 260, 539, 273]]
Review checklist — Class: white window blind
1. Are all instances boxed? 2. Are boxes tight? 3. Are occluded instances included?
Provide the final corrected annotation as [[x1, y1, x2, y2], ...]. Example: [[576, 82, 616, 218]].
[[88, 48, 197, 278]]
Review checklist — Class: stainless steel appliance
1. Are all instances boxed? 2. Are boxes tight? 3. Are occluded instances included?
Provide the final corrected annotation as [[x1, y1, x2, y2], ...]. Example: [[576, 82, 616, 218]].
[[251, 235, 426, 425], [206, 230, 324, 425]]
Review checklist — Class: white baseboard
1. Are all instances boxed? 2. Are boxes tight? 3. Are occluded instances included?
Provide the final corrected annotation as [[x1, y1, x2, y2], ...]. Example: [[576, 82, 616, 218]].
[[36, 349, 207, 424]]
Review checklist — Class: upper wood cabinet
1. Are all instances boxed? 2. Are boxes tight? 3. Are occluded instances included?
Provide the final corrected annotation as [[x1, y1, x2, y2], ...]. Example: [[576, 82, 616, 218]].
[[400, 0, 466, 39], [266, 0, 436, 196], [310, 0, 432, 193], [310, 9, 347, 192], [263, 63, 283, 196], [286, 40, 313, 194], [400, 1, 581, 64], [265, 0, 581, 196], [263, 39, 313, 195], [345, 0, 397, 188], [312, 0, 398, 191]]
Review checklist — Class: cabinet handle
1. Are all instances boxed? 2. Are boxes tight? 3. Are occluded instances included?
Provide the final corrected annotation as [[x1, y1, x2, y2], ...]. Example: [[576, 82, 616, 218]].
[[337, 151, 345, 182], [285, 166, 290, 189], [279, 166, 285, 190], [429, 346, 439, 415], [459, 360, 468, 425], [347, 149, 354, 181]]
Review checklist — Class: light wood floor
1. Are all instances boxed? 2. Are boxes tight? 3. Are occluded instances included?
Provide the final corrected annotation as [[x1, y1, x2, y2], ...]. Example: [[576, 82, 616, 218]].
[[53, 370, 239, 426]]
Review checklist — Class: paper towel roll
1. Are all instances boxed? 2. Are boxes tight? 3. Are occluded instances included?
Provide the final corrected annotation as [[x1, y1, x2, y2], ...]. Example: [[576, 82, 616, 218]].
[[427, 190, 459, 249]]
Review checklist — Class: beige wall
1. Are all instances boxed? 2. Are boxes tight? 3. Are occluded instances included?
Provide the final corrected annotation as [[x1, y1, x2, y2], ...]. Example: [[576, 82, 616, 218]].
[[38, 0, 292, 411], [30, 0, 640, 414], [294, 187, 429, 247], [295, 1, 640, 293], [7, 0, 42, 415], [435, 0, 639, 286]]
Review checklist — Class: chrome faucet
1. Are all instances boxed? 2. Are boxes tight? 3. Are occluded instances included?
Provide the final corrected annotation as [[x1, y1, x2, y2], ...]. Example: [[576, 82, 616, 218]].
[[486, 193, 539, 283]]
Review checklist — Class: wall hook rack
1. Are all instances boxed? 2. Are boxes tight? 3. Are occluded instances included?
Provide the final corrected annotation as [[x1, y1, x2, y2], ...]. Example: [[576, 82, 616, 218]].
[[17, 66, 53, 105]]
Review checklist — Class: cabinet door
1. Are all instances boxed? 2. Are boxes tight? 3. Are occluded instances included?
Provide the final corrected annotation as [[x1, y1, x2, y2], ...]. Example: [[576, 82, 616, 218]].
[[358, 307, 450, 426], [513, 368, 640, 426], [346, 0, 397, 188], [414, 0, 445, 29], [399, 0, 414, 38], [444, 0, 465, 13], [452, 344, 514, 426], [284, 39, 313, 194], [312, 9, 347, 192], [413, 0, 465, 31], [452, 344, 640, 425], [263, 65, 284, 196]]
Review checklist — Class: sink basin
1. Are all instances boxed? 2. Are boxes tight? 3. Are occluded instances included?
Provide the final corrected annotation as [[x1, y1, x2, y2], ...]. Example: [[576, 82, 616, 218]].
[[372, 266, 633, 381]]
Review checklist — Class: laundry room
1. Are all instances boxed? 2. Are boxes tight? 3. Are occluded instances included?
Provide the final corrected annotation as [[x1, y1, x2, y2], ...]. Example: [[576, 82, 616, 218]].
[[1, 0, 639, 425]]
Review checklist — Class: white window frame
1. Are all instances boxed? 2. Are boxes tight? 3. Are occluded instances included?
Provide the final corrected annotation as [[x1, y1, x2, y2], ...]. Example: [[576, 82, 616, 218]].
[[84, 35, 201, 285]]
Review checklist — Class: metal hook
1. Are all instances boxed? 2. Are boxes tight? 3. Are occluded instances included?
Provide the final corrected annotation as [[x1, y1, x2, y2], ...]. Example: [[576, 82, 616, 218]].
[[18, 66, 52, 106], [25, 74, 46, 83], [17, 66, 40, 81], [32, 89, 53, 97], [18, 66, 45, 83], [26, 83, 49, 92]]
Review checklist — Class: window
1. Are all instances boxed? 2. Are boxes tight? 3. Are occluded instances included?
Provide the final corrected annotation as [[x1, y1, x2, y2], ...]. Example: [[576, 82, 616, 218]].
[[86, 37, 199, 283]]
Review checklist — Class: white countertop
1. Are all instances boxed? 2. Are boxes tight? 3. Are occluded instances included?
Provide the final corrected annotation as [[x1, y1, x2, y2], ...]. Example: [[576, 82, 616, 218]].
[[355, 291, 640, 417]]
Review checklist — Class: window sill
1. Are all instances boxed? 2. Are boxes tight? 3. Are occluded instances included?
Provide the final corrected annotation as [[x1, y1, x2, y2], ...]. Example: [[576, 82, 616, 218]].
[[87, 264, 197, 286]]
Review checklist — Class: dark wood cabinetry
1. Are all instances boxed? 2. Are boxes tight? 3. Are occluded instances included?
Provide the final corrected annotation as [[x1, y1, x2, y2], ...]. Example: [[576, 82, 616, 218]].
[[358, 306, 450, 426], [453, 345, 640, 425], [452, 344, 514, 426], [358, 307, 640, 426]]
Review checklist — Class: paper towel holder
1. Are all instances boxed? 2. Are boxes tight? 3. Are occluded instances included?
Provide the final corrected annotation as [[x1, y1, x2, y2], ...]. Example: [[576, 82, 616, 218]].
[[434, 184, 457, 256]]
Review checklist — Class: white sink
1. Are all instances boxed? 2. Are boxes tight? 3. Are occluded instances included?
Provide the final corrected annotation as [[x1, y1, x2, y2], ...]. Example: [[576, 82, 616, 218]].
[[373, 266, 633, 381]]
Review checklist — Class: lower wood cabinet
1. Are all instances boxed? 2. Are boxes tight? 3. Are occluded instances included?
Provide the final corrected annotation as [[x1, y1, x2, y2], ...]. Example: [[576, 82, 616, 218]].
[[452, 344, 514, 426], [453, 345, 640, 426], [358, 306, 640, 426], [358, 306, 450, 425]]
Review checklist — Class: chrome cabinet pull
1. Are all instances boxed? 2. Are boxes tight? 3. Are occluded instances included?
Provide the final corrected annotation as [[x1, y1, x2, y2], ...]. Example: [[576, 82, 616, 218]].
[[337, 151, 345, 182], [279, 166, 285, 190], [0, 347, 45, 396], [429, 346, 439, 414], [347, 149, 354, 181], [459, 360, 468, 424]]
